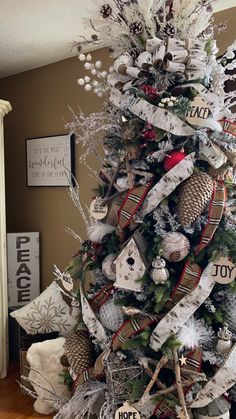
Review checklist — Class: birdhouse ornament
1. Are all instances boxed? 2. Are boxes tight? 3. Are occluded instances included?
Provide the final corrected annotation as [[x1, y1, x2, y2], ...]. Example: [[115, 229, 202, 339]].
[[114, 237, 147, 292], [150, 256, 169, 284]]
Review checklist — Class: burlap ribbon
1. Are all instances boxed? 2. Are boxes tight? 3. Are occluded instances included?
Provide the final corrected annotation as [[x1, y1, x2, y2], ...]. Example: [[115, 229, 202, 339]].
[[164, 181, 226, 311], [118, 179, 154, 231], [220, 119, 236, 137], [112, 316, 157, 351], [89, 283, 114, 312]]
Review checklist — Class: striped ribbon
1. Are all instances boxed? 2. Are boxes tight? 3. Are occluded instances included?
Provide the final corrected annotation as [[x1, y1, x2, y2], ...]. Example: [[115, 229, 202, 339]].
[[112, 316, 157, 351], [89, 283, 114, 312], [165, 181, 226, 311], [154, 400, 176, 418], [118, 179, 154, 231], [182, 348, 202, 374], [195, 182, 226, 254], [165, 262, 202, 311], [220, 119, 236, 137], [73, 366, 95, 392]]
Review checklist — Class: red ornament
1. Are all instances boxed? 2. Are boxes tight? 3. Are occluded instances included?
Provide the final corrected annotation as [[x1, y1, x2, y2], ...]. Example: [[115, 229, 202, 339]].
[[163, 150, 187, 171]]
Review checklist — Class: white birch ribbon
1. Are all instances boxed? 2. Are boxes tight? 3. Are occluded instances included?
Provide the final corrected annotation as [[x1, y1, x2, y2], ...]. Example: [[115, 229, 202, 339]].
[[150, 263, 215, 352], [199, 139, 227, 169], [143, 153, 195, 216], [110, 89, 195, 136], [190, 344, 236, 408], [79, 283, 108, 349], [129, 98, 195, 136], [111, 37, 207, 87]]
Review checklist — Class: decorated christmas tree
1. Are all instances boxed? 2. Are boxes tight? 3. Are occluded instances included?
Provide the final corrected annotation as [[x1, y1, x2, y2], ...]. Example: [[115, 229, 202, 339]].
[[14, 1, 236, 418]]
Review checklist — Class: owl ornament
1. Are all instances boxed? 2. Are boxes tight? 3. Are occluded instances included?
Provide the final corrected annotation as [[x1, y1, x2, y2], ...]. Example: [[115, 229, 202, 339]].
[[216, 326, 233, 356], [150, 256, 169, 284]]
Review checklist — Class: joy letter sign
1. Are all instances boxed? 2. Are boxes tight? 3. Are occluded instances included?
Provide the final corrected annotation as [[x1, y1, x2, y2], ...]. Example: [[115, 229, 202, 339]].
[[211, 257, 236, 284], [115, 402, 141, 419]]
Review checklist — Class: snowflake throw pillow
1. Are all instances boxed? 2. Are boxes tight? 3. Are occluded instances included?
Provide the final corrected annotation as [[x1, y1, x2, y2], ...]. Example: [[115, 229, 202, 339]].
[[10, 281, 78, 335]]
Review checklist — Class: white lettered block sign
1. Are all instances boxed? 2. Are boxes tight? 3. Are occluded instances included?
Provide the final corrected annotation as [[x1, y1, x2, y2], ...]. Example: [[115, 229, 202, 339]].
[[7, 233, 40, 307]]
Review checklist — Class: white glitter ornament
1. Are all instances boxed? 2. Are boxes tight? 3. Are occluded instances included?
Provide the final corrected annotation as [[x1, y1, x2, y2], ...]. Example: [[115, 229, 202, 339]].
[[102, 254, 116, 281], [150, 256, 169, 284], [161, 232, 190, 262], [99, 299, 124, 332]]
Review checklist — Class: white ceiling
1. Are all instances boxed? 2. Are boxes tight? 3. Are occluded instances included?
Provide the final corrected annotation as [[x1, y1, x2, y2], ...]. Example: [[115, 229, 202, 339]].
[[0, 0, 235, 79]]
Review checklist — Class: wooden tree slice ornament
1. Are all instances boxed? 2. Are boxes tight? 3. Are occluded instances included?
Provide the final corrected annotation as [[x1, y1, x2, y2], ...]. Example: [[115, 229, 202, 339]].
[[90, 198, 108, 220], [210, 257, 236, 284], [186, 95, 210, 126], [115, 402, 141, 419]]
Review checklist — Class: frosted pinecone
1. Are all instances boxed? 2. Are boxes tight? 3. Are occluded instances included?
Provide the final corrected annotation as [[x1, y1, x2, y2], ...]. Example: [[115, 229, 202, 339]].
[[177, 171, 214, 227], [64, 330, 95, 376], [100, 4, 112, 18], [129, 22, 143, 35]]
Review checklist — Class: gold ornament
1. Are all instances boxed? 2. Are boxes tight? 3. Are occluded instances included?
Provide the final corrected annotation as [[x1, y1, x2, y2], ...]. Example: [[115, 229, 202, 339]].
[[177, 171, 214, 227], [64, 330, 95, 377]]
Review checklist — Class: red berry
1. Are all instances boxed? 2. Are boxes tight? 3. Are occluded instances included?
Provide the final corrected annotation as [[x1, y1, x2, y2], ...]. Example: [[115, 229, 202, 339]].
[[163, 150, 186, 171]]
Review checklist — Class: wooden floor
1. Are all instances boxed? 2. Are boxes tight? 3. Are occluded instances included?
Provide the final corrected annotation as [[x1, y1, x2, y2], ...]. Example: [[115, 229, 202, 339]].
[[0, 363, 54, 419]]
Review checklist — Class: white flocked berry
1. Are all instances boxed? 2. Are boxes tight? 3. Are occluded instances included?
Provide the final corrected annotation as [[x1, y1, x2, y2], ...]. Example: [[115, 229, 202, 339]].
[[79, 53, 86, 61], [84, 75, 91, 83], [86, 54, 92, 61], [85, 84, 92, 91], [84, 62, 92, 70], [91, 68, 97, 75], [95, 60, 102, 69], [78, 78, 85, 86], [101, 71, 108, 78]]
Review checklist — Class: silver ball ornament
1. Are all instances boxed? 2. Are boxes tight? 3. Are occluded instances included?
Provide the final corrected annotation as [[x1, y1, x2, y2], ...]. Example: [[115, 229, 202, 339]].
[[99, 299, 124, 332]]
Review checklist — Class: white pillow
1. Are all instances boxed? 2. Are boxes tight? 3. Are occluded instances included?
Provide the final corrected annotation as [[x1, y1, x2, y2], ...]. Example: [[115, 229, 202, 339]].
[[10, 281, 78, 335]]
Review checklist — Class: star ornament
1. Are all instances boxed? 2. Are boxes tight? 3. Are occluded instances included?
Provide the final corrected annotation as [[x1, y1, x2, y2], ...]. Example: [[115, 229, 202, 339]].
[[179, 355, 187, 366], [177, 408, 188, 419]]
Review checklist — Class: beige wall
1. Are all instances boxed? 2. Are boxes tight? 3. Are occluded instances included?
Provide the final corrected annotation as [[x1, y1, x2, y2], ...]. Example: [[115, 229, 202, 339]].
[[0, 49, 111, 290], [0, 9, 235, 291]]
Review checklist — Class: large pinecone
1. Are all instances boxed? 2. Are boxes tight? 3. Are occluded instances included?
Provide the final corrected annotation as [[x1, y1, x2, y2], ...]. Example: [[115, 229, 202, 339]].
[[64, 330, 95, 376], [176, 171, 214, 226]]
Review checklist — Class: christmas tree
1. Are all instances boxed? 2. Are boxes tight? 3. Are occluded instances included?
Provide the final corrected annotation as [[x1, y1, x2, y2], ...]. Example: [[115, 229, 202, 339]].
[[18, 1, 236, 418]]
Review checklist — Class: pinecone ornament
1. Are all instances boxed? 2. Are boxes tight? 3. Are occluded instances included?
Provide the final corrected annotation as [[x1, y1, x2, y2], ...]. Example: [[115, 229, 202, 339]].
[[64, 330, 95, 376], [216, 326, 233, 356], [150, 256, 169, 284], [177, 171, 214, 227], [100, 4, 112, 18], [129, 22, 143, 35]]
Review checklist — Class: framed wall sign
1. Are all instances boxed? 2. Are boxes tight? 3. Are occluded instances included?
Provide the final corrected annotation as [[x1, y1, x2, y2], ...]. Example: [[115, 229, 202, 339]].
[[26, 134, 75, 186]]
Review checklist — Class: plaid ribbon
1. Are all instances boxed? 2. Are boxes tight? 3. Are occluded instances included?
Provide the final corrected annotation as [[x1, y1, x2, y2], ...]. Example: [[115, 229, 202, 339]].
[[220, 119, 236, 137], [73, 366, 95, 392], [182, 348, 202, 375], [112, 316, 157, 350], [89, 283, 114, 312], [165, 181, 226, 310], [195, 181, 226, 254], [118, 179, 154, 231], [154, 399, 176, 418], [165, 262, 202, 311]]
